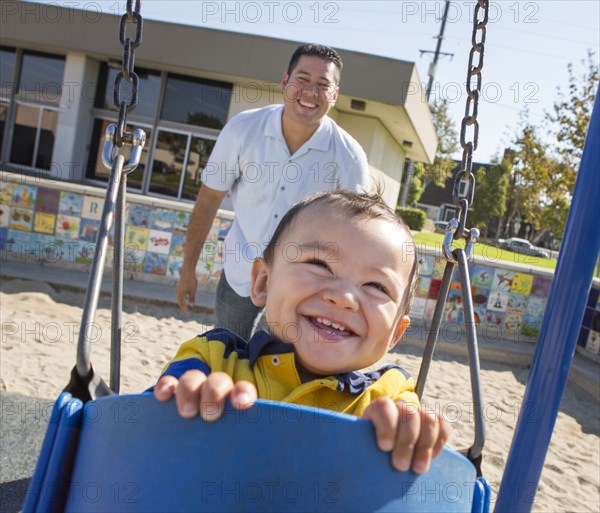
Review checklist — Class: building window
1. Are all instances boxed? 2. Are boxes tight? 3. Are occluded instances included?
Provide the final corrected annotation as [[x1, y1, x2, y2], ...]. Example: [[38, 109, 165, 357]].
[[183, 136, 216, 200], [88, 118, 152, 190], [161, 74, 232, 129], [7, 51, 65, 171], [0, 47, 16, 95], [0, 47, 16, 149], [10, 105, 59, 169], [94, 62, 161, 119], [17, 52, 65, 103], [87, 64, 227, 201], [148, 130, 216, 200]]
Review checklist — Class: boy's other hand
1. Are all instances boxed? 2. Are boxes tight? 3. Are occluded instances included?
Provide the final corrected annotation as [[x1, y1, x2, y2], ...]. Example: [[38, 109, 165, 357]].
[[154, 370, 257, 420], [363, 398, 451, 474]]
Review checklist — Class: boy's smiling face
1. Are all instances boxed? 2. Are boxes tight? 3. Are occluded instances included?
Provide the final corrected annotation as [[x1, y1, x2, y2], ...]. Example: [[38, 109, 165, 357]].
[[251, 205, 414, 376]]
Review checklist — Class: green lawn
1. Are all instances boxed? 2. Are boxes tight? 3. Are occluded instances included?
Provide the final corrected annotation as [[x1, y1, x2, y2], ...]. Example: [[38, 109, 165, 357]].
[[413, 232, 558, 270]]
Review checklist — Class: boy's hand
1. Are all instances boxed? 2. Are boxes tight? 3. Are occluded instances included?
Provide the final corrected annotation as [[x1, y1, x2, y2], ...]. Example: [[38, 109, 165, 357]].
[[363, 398, 451, 474], [154, 370, 257, 420]]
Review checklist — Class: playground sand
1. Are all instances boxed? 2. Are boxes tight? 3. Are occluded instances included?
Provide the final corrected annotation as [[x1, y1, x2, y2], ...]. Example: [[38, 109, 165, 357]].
[[1, 278, 598, 513]]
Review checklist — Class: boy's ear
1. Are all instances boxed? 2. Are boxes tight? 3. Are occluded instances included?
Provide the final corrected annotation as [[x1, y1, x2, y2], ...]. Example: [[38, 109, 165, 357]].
[[250, 258, 269, 307], [389, 316, 411, 350]]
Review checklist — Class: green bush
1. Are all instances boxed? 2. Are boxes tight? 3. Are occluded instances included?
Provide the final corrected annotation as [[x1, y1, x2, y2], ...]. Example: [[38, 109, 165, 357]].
[[396, 207, 426, 231]]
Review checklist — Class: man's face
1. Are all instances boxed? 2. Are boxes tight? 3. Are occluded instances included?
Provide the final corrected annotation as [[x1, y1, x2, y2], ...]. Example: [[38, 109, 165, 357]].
[[250, 206, 413, 376], [280, 55, 340, 128]]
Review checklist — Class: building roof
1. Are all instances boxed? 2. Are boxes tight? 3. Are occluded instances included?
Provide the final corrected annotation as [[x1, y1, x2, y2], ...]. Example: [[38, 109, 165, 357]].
[[1, 2, 437, 163]]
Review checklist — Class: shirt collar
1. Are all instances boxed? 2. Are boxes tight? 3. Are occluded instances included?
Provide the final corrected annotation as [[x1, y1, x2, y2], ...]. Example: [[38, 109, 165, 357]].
[[248, 330, 295, 367], [248, 330, 410, 395], [264, 105, 332, 153], [334, 365, 411, 395]]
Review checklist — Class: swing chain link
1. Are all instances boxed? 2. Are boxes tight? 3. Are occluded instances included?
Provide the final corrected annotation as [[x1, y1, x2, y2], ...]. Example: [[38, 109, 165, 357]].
[[113, 0, 143, 147], [451, 0, 489, 245]]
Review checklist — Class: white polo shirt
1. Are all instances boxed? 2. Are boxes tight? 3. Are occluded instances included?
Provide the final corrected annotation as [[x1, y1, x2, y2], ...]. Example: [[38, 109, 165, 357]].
[[201, 104, 371, 297]]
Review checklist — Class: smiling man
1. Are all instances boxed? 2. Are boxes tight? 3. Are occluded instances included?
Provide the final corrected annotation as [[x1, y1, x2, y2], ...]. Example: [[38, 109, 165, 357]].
[[176, 44, 372, 339]]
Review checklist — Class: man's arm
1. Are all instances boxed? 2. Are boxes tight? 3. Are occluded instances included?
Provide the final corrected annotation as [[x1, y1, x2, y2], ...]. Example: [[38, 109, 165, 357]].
[[176, 185, 227, 313]]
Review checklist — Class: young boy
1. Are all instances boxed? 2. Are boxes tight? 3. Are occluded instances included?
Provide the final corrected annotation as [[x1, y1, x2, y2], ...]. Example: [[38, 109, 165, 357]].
[[155, 190, 450, 474]]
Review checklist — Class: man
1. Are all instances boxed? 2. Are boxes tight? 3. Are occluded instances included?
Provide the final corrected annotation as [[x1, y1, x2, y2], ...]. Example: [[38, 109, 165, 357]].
[[176, 43, 371, 338]]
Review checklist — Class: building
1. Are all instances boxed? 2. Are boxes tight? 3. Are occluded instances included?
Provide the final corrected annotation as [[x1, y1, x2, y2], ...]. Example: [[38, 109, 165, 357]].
[[417, 160, 491, 223], [1, 1, 437, 207]]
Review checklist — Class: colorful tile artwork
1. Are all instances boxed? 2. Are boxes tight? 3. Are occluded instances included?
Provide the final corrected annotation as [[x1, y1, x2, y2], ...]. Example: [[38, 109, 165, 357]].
[[471, 265, 494, 288], [11, 184, 37, 208], [59, 192, 83, 215], [151, 209, 175, 231], [511, 273, 534, 295], [0, 182, 15, 205], [55, 215, 81, 239], [417, 255, 435, 277], [428, 279, 442, 300], [415, 276, 431, 298], [409, 298, 427, 320], [531, 275, 552, 297], [0, 227, 8, 249], [79, 219, 100, 243], [431, 258, 446, 280], [167, 255, 184, 280], [491, 270, 514, 292], [35, 188, 60, 213], [170, 233, 186, 255], [8, 207, 34, 231], [124, 248, 145, 272], [147, 230, 171, 255], [0, 204, 9, 227], [487, 290, 509, 312], [586, 330, 600, 354], [127, 204, 153, 228], [471, 286, 490, 310], [82, 196, 104, 221], [172, 211, 190, 233], [76, 243, 97, 264], [125, 226, 149, 251], [144, 253, 168, 275], [34, 212, 56, 234], [196, 257, 223, 288]]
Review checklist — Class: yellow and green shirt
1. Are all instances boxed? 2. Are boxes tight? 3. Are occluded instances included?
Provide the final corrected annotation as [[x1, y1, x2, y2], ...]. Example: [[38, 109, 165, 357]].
[[161, 328, 418, 417]]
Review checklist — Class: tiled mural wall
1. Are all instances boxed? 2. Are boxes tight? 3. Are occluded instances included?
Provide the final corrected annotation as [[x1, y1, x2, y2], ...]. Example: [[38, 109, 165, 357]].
[[0, 175, 232, 291], [1, 172, 599, 360]]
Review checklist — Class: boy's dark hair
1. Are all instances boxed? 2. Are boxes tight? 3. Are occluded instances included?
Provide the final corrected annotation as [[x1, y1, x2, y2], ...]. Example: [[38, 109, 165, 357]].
[[263, 189, 419, 316], [287, 44, 343, 83]]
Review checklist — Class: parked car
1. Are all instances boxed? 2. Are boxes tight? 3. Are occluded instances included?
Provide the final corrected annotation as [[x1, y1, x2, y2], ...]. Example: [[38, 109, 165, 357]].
[[498, 237, 550, 258], [434, 220, 448, 233]]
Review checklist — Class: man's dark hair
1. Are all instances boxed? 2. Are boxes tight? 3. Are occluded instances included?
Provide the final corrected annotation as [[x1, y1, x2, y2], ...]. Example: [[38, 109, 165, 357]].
[[263, 189, 419, 316], [287, 44, 343, 83]]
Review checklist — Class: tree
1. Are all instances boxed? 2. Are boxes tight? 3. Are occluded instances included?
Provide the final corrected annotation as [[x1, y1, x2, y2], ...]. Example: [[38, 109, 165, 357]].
[[539, 50, 598, 240], [501, 113, 553, 239], [422, 99, 460, 190], [547, 50, 599, 171], [469, 161, 509, 238], [406, 162, 425, 206]]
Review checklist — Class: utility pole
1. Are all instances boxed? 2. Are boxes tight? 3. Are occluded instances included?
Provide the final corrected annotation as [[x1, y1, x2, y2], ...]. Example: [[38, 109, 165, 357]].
[[422, 0, 454, 101], [401, 0, 453, 207]]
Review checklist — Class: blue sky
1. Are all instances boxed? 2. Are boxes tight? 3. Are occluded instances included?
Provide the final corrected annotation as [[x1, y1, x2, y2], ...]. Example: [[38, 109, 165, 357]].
[[33, 0, 600, 163]]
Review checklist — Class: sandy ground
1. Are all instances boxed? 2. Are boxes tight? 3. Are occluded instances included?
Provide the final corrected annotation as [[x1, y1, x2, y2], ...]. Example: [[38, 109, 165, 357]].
[[0, 277, 598, 512]]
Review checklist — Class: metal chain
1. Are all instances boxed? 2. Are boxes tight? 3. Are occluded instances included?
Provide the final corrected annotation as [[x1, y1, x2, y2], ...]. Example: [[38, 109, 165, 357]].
[[452, 0, 489, 242], [113, 0, 143, 147]]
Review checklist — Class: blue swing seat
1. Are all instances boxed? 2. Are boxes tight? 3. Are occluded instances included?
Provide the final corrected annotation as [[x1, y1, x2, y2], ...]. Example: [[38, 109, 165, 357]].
[[24, 392, 490, 513]]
